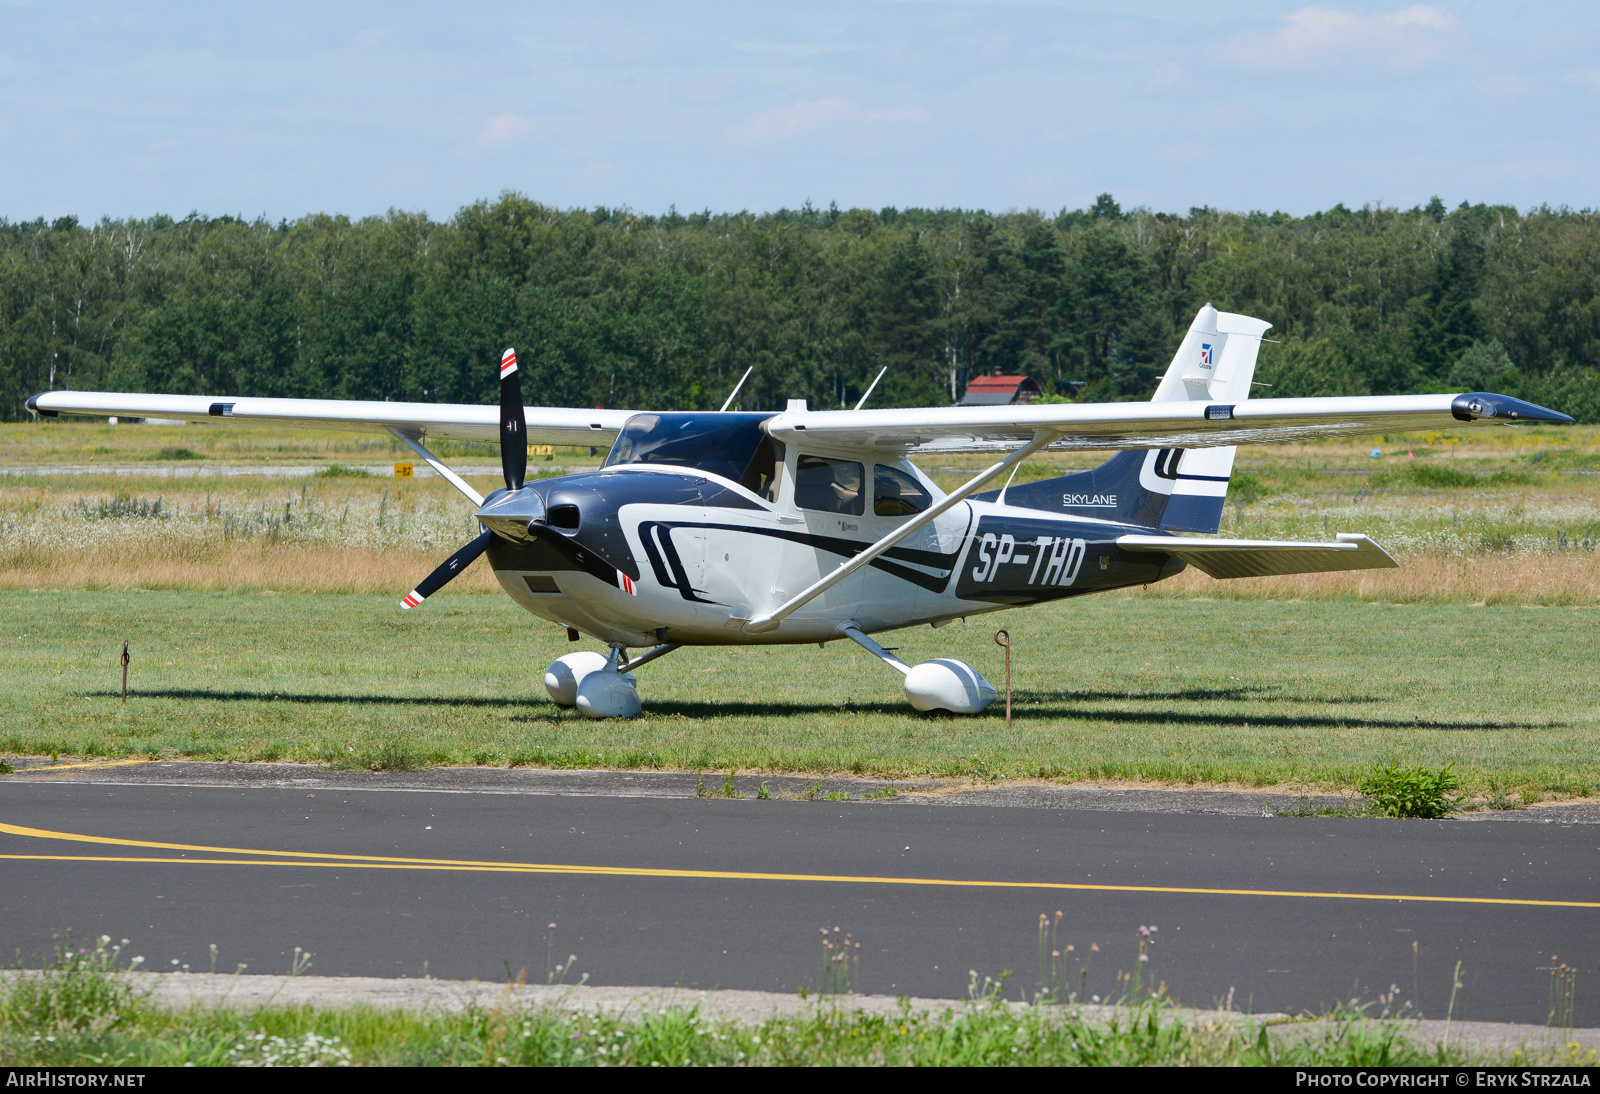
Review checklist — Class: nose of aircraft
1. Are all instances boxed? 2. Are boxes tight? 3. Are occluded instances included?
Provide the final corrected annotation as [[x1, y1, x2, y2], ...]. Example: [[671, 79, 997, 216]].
[[476, 488, 546, 543]]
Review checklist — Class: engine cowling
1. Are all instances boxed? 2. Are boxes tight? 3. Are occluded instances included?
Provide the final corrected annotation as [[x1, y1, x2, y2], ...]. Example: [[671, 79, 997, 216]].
[[903, 658, 996, 714]]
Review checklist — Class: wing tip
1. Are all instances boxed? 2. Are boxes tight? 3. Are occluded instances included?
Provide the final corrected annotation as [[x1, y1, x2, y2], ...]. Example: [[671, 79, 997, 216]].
[[1452, 392, 1575, 425]]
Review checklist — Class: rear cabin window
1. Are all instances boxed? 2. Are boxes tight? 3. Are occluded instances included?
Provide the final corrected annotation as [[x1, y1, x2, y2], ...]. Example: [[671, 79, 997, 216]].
[[794, 456, 864, 516], [873, 465, 933, 517]]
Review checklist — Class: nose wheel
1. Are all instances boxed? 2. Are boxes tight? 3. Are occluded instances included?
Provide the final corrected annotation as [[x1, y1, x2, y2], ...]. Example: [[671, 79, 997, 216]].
[[543, 641, 680, 719]]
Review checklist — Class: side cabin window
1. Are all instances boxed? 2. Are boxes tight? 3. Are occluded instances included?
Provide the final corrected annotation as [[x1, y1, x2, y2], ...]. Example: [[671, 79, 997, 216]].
[[794, 455, 864, 516], [873, 465, 932, 517]]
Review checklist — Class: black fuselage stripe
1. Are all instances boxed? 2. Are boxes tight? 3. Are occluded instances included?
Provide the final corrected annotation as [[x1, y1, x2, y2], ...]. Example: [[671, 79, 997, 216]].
[[638, 520, 958, 598]]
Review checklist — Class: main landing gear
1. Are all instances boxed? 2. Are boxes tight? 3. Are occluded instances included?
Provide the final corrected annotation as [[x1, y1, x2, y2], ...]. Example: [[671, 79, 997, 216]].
[[544, 630, 995, 719], [841, 624, 997, 714]]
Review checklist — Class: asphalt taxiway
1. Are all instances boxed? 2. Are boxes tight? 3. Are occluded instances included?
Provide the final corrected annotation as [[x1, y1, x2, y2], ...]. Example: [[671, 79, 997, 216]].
[[2, 761, 1595, 1025]]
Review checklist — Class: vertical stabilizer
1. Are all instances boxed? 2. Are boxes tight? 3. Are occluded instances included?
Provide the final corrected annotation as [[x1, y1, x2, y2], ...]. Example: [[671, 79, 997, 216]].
[[985, 306, 1272, 532], [1150, 306, 1272, 533]]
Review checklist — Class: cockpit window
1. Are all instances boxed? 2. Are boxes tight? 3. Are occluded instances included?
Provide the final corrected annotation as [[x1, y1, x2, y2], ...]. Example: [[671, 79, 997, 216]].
[[605, 412, 775, 485], [740, 435, 783, 502]]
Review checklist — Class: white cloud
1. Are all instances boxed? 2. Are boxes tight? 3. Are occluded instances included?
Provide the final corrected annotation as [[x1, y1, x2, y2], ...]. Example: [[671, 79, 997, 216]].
[[1156, 141, 1222, 166], [1219, 6, 1465, 73], [1569, 69, 1600, 91], [730, 41, 858, 58], [576, 159, 622, 185], [726, 97, 932, 150], [671, 69, 760, 103], [1147, 60, 1183, 90], [1478, 73, 1529, 97], [463, 112, 539, 153]]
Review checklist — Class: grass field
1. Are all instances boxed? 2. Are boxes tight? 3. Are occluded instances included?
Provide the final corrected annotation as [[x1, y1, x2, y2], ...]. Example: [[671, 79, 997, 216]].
[[3, 417, 1599, 795], [2, 589, 1595, 798]]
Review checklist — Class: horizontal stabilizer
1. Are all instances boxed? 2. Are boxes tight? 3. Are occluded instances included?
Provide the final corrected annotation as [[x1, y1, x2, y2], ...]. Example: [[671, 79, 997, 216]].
[[1116, 532, 1397, 579]]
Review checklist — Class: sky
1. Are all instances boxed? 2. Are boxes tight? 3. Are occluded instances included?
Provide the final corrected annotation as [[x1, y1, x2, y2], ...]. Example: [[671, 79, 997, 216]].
[[3, 1, 1599, 222]]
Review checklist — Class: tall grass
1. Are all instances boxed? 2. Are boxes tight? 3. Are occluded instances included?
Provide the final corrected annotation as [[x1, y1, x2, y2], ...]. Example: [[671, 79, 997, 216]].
[[1137, 550, 1600, 605], [4, 474, 1600, 602], [0, 938, 1495, 1067]]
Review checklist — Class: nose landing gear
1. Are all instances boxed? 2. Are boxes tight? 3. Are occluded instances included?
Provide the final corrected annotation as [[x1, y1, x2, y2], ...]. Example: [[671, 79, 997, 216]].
[[543, 649, 639, 718], [543, 640, 679, 719]]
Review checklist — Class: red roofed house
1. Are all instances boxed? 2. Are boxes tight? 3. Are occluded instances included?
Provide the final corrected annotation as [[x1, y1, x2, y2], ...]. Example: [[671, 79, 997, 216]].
[[958, 374, 1043, 406]]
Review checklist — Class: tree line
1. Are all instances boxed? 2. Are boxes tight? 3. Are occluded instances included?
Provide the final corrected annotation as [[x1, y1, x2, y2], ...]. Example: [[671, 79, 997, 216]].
[[4, 192, 1599, 422]]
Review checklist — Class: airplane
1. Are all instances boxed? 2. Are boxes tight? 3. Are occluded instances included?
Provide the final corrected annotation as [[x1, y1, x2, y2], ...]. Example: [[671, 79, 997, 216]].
[[27, 304, 1573, 719]]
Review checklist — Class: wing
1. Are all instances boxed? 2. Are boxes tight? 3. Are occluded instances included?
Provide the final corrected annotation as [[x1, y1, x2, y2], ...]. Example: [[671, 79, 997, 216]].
[[24, 391, 632, 448], [764, 392, 1572, 454], [1117, 533, 1397, 579]]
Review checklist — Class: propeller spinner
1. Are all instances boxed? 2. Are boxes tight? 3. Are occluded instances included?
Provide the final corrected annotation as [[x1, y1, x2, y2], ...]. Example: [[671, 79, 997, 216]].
[[400, 348, 526, 610]]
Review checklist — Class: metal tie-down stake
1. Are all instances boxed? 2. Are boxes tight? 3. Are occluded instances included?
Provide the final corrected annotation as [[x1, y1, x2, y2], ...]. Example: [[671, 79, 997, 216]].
[[993, 629, 1011, 729], [121, 640, 129, 702]]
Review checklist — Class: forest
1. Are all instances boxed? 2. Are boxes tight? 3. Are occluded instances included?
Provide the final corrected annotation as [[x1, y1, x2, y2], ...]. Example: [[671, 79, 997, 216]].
[[4, 192, 1599, 421]]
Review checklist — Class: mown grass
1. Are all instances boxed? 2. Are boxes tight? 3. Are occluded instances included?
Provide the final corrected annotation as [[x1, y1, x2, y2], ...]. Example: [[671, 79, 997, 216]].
[[1, 589, 1596, 797], [0, 938, 1507, 1067]]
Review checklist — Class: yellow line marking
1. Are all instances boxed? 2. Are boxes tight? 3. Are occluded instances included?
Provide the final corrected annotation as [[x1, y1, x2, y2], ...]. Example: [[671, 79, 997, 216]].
[[2, 824, 1598, 909], [13, 759, 157, 775]]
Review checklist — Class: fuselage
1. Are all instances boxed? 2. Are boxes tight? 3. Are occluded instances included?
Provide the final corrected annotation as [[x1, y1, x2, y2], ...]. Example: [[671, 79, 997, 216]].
[[482, 452, 1187, 650]]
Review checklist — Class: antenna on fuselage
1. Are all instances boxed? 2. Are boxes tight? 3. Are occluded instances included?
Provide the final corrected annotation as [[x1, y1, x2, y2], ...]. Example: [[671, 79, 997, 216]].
[[854, 366, 888, 411], [719, 366, 755, 412]]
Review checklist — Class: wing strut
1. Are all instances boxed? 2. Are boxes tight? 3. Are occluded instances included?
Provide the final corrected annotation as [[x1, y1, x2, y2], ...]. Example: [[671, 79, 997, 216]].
[[741, 429, 1057, 634], [387, 427, 485, 507]]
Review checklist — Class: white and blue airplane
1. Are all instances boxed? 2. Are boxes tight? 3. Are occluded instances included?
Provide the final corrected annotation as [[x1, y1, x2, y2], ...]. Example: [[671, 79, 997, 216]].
[[28, 305, 1572, 718]]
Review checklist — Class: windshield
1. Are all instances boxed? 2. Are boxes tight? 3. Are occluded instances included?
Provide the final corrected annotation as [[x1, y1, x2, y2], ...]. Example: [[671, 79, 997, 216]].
[[604, 412, 775, 485]]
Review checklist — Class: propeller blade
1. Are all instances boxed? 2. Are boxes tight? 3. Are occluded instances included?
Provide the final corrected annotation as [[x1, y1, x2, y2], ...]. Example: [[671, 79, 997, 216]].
[[400, 530, 492, 610], [499, 347, 526, 491]]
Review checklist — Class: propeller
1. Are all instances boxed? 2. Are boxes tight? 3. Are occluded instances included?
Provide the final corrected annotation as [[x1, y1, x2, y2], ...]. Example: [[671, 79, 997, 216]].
[[400, 347, 524, 610], [400, 530, 493, 609], [500, 346, 526, 491]]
